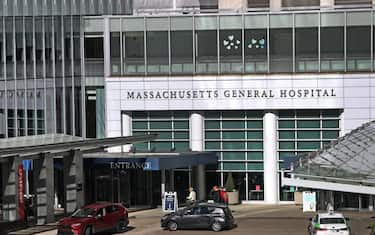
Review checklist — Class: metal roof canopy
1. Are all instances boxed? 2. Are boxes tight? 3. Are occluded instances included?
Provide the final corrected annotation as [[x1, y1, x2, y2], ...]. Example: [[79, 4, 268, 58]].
[[283, 120, 375, 194], [84, 152, 218, 170], [0, 134, 158, 159]]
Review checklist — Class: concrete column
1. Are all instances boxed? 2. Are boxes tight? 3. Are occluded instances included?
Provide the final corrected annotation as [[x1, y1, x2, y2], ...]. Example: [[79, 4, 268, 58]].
[[63, 150, 85, 214], [161, 169, 166, 197], [218, 0, 247, 11], [263, 112, 278, 204], [121, 112, 132, 152], [270, 0, 282, 11], [369, 195, 374, 211], [103, 17, 111, 78], [190, 112, 206, 201], [34, 153, 54, 224], [1, 158, 19, 221], [320, 0, 334, 8], [169, 169, 175, 191]]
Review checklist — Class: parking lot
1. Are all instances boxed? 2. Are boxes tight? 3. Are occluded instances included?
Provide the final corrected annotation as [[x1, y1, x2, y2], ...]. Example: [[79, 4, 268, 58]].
[[35, 204, 374, 235]]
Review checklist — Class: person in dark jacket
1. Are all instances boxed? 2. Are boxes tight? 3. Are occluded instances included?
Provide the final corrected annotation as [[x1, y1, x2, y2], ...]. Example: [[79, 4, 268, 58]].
[[209, 185, 221, 203]]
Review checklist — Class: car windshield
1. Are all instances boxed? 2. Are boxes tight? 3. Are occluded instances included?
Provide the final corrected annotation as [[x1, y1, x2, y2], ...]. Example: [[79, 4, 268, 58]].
[[320, 218, 345, 224], [71, 208, 96, 218]]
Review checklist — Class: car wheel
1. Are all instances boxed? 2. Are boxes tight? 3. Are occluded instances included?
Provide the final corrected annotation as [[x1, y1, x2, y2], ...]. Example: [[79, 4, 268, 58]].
[[116, 220, 127, 233], [168, 221, 178, 231], [211, 221, 222, 232], [84, 226, 92, 235]]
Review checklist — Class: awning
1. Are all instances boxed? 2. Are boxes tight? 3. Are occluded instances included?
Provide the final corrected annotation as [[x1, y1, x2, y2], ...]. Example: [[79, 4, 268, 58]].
[[84, 151, 218, 170]]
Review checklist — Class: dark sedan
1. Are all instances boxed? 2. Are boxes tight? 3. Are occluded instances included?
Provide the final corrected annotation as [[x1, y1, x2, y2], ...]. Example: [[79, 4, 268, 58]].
[[161, 202, 236, 232]]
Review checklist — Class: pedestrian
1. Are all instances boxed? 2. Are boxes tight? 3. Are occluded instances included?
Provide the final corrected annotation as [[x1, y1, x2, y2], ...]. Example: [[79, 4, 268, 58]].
[[219, 187, 229, 205], [209, 185, 221, 203], [186, 187, 196, 205]]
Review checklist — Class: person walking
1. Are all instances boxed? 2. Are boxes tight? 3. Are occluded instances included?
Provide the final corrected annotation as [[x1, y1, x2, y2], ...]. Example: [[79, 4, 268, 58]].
[[209, 185, 221, 203], [186, 187, 196, 205]]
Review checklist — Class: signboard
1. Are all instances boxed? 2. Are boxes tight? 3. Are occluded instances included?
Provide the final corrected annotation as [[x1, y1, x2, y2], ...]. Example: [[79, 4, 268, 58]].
[[303, 191, 316, 212], [18, 165, 25, 220], [162, 192, 178, 213]]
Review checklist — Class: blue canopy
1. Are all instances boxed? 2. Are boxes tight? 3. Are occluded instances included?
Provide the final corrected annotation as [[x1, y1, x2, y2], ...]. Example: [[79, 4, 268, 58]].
[[87, 151, 218, 171]]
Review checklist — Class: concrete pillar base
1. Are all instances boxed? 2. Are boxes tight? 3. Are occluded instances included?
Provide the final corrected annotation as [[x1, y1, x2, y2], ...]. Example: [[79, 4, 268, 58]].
[[64, 150, 85, 215], [34, 153, 54, 224], [1, 158, 19, 222]]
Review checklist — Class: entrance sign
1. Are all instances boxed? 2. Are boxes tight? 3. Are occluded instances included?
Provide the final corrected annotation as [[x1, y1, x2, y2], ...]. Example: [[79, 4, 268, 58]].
[[303, 191, 316, 212], [162, 192, 178, 213]]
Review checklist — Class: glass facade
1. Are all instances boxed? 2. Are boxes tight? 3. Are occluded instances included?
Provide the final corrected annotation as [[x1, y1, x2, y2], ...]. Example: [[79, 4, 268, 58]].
[[132, 111, 190, 152], [129, 110, 341, 201], [107, 10, 375, 76], [278, 109, 341, 200]]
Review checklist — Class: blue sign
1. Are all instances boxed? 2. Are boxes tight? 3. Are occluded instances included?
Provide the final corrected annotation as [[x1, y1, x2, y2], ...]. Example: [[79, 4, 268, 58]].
[[22, 160, 33, 171], [163, 192, 178, 213]]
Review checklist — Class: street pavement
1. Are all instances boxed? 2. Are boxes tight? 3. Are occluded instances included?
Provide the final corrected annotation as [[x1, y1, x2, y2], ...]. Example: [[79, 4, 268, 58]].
[[35, 204, 374, 235]]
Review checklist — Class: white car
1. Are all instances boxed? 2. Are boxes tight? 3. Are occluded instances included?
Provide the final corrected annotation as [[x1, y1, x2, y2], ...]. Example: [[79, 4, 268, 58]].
[[308, 212, 350, 235]]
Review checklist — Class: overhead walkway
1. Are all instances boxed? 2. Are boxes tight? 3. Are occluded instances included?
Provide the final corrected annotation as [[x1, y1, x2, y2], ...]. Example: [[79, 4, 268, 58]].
[[282, 120, 375, 195]]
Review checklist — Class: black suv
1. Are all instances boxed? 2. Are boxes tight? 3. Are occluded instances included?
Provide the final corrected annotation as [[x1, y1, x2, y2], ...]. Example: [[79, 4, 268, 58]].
[[161, 202, 236, 232]]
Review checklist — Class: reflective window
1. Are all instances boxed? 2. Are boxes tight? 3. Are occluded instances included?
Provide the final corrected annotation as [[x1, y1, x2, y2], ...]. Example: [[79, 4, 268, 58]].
[[110, 32, 121, 75], [295, 28, 318, 72], [282, 0, 320, 7], [84, 37, 104, 59], [84, 36, 104, 77], [35, 17, 43, 79], [5, 17, 14, 78], [15, 18, 24, 79], [270, 28, 293, 73], [248, 0, 269, 8], [146, 31, 168, 74], [245, 29, 267, 73], [25, 18, 33, 79], [73, 17, 81, 76], [335, 0, 371, 5], [171, 31, 193, 74], [64, 16, 72, 77], [124, 32, 144, 75], [55, 16, 63, 78], [320, 27, 344, 72], [45, 17, 53, 78], [220, 30, 242, 74], [196, 30, 218, 74], [0, 17, 3, 78], [347, 26, 371, 71]]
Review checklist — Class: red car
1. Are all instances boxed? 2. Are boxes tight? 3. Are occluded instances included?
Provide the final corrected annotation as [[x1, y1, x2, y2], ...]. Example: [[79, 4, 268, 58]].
[[57, 202, 129, 235]]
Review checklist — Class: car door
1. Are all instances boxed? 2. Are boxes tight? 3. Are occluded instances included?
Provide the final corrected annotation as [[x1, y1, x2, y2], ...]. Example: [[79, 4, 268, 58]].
[[103, 206, 115, 230], [180, 207, 201, 229], [94, 208, 107, 232], [198, 206, 212, 228]]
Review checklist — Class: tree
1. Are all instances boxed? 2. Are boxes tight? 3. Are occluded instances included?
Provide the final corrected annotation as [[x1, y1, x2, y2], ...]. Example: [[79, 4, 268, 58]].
[[225, 173, 235, 192]]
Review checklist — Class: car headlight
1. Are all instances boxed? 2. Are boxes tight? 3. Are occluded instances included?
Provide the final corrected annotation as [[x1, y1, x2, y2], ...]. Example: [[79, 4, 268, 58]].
[[71, 223, 82, 229]]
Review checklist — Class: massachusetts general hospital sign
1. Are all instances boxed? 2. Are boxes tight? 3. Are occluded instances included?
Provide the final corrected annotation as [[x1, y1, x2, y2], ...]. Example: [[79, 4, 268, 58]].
[[105, 75, 352, 111], [126, 88, 337, 100]]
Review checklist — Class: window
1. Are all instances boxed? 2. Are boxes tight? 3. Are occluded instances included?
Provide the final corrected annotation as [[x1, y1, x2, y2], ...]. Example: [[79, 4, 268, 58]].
[[84, 37, 104, 59], [199, 0, 218, 10], [270, 28, 293, 73], [220, 30, 242, 73], [124, 32, 144, 74], [146, 31, 169, 74], [196, 30, 218, 74], [335, 0, 371, 5], [347, 26, 371, 71], [320, 27, 344, 72], [295, 28, 318, 72], [282, 0, 320, 7], [248, 0, 269, 8], [171, 31, 193, 74], [245, 29, 267, 73], [111, 32, 121, 75]]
